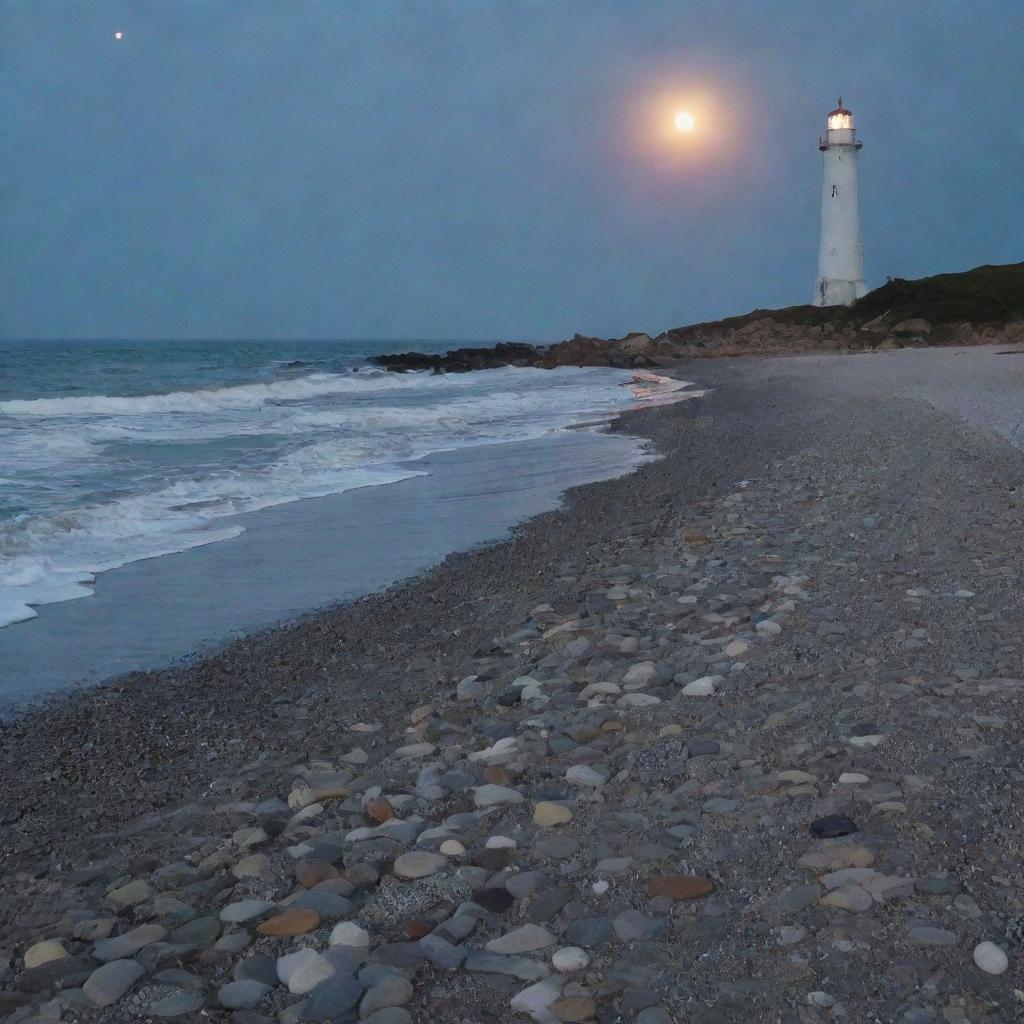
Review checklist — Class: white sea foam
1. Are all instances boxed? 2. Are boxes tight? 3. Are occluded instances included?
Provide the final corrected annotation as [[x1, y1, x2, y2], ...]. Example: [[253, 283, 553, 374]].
[[0, 366, 698, 628]]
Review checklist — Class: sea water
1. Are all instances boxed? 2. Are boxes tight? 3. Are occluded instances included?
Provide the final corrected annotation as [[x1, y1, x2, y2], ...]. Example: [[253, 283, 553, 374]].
[[0, 339, 692, 633]]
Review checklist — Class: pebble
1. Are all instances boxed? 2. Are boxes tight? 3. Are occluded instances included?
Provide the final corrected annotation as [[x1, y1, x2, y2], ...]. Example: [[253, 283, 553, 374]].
[[258, 908, 321, 937], [973, 941, 1009, 975], [681, 676, 719, 696], [534, 802, 573, 827], [83, 959, 146, 1008], [218, 980, 272, 1009], [393, 851, 447, 879], [907, 926, 957, 946], [22, 942, 66, 970], [486, 924, 556, 953], [330, 922, 371, 948], [277, 948, 337, 994], [472, 784, 524, 807], [648, 875, 714, 900], [565, 765, 605, 787], [551, 947, 590, 973], [360, 977, 414, 1015]]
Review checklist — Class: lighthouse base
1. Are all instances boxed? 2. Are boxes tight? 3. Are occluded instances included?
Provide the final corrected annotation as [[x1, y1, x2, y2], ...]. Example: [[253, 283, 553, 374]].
[[815, 277, 867, 307]]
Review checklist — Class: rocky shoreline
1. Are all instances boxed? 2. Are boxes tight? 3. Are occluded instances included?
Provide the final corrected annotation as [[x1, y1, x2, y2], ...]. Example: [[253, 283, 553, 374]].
[[373, 262, 1024, 372], [3, 352, 1024, 1023]]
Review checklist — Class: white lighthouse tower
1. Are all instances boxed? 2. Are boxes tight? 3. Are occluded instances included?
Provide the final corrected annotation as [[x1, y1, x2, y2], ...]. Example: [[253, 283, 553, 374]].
[[815, 98, 866, 306]]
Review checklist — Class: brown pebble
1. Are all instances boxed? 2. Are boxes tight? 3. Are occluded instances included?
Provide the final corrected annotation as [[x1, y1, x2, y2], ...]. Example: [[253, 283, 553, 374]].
[[648, 875, 714, 901], [366, 797, 395, 824], [484, 766, 511, 785], [256, 908, 321, 936], [295, 859, 338, 888], [551, 996, 597, 1022], [405, 920, 432, 939], [601, 720, 624, 732]]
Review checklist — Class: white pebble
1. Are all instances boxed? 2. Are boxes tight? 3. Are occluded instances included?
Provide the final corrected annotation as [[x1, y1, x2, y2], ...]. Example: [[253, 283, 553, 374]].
[[485, 835, 517, 849], [439, 839, 465, 856], [552, 947, 590, 973], [329, 922, 370, 948], [973, 940, 1009, 975], [592, 880, 609, 895]]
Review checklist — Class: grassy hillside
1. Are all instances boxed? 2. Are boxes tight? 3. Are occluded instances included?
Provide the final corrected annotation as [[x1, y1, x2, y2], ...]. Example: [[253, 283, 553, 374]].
[[663, 261, 1024, 340]]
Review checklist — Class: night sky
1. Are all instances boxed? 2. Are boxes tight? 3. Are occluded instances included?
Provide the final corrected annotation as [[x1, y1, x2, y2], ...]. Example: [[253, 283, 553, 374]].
[[2, 0, 1022, 341]]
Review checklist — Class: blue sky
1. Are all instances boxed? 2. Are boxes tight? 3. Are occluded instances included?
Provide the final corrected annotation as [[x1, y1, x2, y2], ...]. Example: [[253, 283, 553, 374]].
[[2, 0, 1021, 340]]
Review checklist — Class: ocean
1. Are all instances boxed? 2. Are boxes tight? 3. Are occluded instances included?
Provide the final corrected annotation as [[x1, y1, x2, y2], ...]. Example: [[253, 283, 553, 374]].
[[0, 340, 691, 673]]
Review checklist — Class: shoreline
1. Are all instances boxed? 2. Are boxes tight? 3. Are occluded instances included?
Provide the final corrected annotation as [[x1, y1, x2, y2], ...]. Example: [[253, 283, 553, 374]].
[[3, 347, 1024, 1021], [0, 426, 656, 716]]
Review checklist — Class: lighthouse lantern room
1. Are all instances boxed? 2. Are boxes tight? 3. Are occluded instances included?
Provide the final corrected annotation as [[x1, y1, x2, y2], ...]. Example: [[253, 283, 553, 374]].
[[815, 98, 866, 307]]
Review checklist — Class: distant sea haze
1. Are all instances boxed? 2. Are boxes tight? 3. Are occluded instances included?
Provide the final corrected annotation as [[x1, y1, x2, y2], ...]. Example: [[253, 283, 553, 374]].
[[0, 339, 691, 630]]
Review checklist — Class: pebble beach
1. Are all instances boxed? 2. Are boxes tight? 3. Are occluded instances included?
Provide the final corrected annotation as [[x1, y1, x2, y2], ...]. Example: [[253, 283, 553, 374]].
[[3, 346, 1024, 1024]]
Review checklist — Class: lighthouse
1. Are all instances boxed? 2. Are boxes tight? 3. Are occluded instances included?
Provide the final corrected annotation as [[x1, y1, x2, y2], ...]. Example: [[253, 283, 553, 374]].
[[815, 99, 866, 306]]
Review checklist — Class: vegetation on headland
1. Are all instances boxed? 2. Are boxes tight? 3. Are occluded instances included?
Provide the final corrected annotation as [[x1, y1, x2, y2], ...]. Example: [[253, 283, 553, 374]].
[[373, 261, 1024, 371]]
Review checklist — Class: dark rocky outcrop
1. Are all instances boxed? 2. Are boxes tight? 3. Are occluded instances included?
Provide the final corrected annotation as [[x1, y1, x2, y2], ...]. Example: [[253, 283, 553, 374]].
[[373, 261, 1024, 372]]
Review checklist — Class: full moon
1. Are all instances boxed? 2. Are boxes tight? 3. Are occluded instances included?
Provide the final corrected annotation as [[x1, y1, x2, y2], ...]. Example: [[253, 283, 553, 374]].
[[114, 30, 124, 40], [674, 110, 695, 132]]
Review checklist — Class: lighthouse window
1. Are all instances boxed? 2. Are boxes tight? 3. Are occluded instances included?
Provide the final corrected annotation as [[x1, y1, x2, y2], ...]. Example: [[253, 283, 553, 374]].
[[831, 185, 838, 198]]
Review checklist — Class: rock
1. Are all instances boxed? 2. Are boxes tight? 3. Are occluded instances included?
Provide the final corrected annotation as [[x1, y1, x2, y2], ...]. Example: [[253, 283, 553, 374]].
[[257, 908, 321, 936], [104, 879, 153, 911], [820, 886, 873, 913], [393, 852, 447, 879], [756, 619, 782, 636], [534, 802, 573, 827], [687, 737, 719, 756], [464, 951, 550, 981], [440, 839, 466, 856], [361, 976, 414, 1015], [419, 933, 466, 969], [550, 995, 597, 1021], [168, 914, 220, 948], [565, 765, 605, 787], [472, 887, 515, 913], [509, 977, 564, 1023], [148, 990, 206, 1017], [810, 815, 859, 838], [23, 941, 67, 970], [648, 875, 714, 900], [15, 955, 96, 994], [220, 900, 275, 924], [277, 948, 337, 995], [83, 959, 146, 1008], [551, 947, 590, 973], [907, 926, 957, 946], [93, 923, 167, 961], [394, 742, 436, 759], [622, 662, 657, 689], [681, 676, 719, 696], [563, 918, 614, 947], [331, 922, 371, 948], [487, 924, 557, 954], [472, 784, 524, 807], [892, 318, 932, 335], [973, 941, 1009, 975], [218, 980, 271, 1009], [235, 954, 279, 987], [301, 973, 364, 1020]]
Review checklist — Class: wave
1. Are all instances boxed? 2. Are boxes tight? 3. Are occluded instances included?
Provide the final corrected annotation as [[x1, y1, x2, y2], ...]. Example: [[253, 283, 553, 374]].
[[0, 367, 700, 629], [0, 369, 438, 417]]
